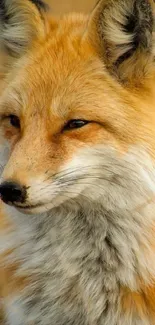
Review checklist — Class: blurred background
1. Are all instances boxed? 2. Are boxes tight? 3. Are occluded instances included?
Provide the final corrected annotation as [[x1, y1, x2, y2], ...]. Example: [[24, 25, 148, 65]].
[[46, 0, 96, 14]]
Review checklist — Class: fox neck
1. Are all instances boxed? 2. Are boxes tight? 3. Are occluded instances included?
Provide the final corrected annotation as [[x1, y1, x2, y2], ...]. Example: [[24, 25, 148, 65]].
[[7, 194, 155, 292], [2, 181, 155, 325]]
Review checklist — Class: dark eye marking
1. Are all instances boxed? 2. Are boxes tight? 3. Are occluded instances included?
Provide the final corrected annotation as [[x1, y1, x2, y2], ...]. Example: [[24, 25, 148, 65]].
[[8, 115, 20, 129], [64, 120, 89, 131]]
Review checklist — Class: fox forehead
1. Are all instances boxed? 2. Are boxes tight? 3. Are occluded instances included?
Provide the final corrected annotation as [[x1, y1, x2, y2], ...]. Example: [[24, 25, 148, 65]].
[[2, 49, 126, 133], [1, 15, 119, 119]]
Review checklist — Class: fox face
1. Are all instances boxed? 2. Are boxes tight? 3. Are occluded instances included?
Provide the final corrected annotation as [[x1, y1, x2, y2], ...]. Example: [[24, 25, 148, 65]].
[[2, 2, 155, 325], [0, 0, 155, 215]]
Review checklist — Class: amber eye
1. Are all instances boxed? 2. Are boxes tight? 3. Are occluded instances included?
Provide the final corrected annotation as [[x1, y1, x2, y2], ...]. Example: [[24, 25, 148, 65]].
[[64, 120, 89, 130], [8, 115, 20, 129]]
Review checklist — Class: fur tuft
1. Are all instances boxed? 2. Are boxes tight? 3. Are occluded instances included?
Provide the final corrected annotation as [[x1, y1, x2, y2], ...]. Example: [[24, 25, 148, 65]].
[[0, 0, 47, 57], [88, 0, 154, 84]]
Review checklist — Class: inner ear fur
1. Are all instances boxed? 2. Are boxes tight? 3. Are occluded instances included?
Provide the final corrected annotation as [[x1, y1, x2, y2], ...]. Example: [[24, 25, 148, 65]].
[[0, 0, 48, 58], [88, 0, 155, 85]]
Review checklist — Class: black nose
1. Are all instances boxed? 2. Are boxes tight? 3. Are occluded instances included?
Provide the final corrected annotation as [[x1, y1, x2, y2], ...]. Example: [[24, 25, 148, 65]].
[[0, 181, 26, 204]]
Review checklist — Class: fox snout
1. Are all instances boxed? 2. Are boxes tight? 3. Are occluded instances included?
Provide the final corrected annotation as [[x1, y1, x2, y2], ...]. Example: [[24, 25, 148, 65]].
[[0, 181, 27, 205]]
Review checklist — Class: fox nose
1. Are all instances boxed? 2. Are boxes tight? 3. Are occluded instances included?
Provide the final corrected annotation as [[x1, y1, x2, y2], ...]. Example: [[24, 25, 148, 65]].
[[0, 181, 26, 204]]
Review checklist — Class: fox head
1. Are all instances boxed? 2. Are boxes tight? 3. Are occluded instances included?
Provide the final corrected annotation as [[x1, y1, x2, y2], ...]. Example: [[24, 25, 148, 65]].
[[0, 0, 155, 214]]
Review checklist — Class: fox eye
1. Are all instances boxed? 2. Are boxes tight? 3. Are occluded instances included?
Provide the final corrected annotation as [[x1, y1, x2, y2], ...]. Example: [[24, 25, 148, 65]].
[[8, 115, 20, 129], [64, 120, 89, 130]]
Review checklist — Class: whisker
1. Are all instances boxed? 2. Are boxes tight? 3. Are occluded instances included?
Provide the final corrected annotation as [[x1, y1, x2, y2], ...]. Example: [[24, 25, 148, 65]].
[[43, 160, 137, 183], [31, 178, 122, 203], [31, 179, 155, 217], [35, 174, 127, 197]]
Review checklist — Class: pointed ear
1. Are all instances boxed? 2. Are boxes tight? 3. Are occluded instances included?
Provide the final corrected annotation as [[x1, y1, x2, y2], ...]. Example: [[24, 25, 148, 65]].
[[0, 0, 48, 58], [88, 0, 154, 85]]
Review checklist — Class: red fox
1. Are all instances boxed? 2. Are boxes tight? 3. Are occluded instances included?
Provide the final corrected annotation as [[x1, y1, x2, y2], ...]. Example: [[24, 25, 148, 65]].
[[0, 0, 155, 324]]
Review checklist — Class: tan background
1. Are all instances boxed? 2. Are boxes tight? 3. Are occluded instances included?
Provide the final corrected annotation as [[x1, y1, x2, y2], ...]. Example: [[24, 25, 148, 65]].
[[46, 0, 96, 14]]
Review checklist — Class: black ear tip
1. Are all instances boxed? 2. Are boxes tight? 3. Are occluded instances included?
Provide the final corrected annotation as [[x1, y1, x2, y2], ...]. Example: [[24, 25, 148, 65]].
[[122, 0, 153, 53], [0, 0, 49, 22], [0, 0, 8, 23], [30, 0, 49, 11], [89, 0, 154, 84]]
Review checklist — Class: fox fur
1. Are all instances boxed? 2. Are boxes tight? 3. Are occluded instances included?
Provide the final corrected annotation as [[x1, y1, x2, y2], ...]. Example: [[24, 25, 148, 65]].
[[0, 0, 155, 324]]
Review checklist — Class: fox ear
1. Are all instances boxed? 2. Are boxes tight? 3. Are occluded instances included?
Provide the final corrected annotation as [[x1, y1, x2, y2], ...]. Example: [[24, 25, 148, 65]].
[[0, 0, 48, 58], [88, 0, 154, 85]]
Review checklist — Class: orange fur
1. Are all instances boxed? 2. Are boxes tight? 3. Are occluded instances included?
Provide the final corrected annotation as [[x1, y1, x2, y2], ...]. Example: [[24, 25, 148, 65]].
[[0, 0, 155, 324]]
